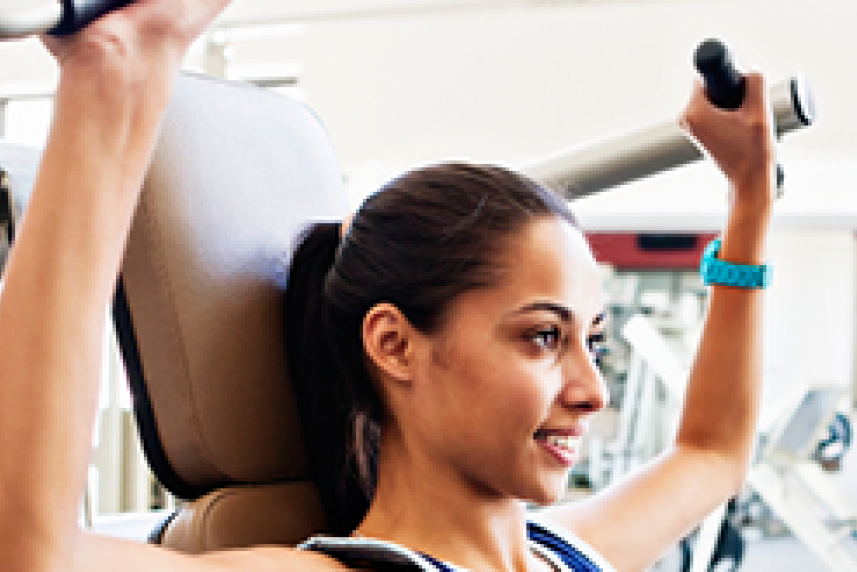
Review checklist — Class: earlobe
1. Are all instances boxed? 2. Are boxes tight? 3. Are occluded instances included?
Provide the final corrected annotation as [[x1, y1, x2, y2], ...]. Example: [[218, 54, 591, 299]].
[[362, 303, 415, 385]]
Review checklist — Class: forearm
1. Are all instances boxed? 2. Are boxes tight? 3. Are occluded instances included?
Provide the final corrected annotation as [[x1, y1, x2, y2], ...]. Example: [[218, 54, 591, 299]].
[[0, 54, 176, 564], [675, 184, 772, 488]]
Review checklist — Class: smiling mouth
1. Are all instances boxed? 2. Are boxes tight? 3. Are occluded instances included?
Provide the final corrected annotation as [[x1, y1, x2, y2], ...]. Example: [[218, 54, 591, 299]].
[[534, 431, 580, 450], [533, 429, 582, 463]]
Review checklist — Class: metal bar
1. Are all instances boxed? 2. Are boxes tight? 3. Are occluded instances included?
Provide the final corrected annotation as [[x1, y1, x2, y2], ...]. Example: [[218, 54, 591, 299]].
[[0, 3, 62, 39]]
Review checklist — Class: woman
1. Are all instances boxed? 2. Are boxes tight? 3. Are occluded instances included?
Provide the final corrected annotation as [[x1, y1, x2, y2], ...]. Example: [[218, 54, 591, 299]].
[[0, 1, 775, 571]]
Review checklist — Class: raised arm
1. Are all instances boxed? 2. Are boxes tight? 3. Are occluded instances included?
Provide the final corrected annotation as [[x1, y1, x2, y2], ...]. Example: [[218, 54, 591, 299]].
[[672, 72, 774, 485], [542, 74, 776, 571], [0, 3, 341, 572]]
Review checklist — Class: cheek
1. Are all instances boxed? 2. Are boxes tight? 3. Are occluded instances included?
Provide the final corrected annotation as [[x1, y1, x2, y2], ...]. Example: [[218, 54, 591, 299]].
[[442, 341, 559, 434]]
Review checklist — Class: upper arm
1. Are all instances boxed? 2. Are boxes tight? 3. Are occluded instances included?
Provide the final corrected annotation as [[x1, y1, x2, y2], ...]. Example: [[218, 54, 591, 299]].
[[539, 445, 742, 572], [66, 531, 348, 572]]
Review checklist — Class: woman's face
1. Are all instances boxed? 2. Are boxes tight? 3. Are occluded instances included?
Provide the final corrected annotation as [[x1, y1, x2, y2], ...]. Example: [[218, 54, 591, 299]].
[[408, 215, 607, 506]]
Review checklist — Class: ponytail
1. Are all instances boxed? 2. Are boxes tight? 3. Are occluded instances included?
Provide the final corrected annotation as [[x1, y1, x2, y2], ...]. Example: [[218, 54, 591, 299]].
[[284, 221, 375, 535]]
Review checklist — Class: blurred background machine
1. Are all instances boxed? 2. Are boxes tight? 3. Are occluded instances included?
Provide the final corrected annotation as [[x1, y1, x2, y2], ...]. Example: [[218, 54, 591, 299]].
[[0, 142, 37, 269], [579, 232, 857, 572]]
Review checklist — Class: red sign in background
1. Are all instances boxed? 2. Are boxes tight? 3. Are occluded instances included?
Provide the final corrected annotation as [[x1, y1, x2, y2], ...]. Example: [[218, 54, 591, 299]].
[[585, 233, 719, 270]]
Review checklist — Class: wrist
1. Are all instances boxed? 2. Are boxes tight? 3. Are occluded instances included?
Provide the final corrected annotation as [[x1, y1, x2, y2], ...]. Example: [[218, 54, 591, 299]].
[[49, 50, 177, 200], [700, 238, 771, 290], [720, 206, 772, 265], [57, 37, 180, 108], [57, 62, 175, 134], [729, 166, 777, 212]]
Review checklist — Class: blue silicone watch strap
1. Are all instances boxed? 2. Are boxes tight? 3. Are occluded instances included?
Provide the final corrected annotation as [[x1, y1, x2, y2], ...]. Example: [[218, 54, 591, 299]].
[[700, 238, 770, 289]]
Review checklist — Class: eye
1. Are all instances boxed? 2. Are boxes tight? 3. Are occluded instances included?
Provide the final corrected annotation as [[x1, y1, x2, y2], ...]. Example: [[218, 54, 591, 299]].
[[587, 332, 607, 366], [529, 326, 562, 351]]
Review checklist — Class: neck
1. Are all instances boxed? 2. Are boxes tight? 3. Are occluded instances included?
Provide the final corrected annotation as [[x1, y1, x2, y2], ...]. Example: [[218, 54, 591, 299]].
[[356, 426, 540, 572]]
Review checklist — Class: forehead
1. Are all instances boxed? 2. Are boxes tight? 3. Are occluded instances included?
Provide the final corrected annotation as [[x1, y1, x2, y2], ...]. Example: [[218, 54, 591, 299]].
[[451, 216, 603, 328]]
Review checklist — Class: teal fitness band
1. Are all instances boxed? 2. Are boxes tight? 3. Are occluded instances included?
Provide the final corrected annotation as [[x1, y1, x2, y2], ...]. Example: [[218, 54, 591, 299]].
[[699, 238, 770, 290]]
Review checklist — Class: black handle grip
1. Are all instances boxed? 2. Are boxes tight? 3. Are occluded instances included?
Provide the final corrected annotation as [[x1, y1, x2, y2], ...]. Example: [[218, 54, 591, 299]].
[[694, 38, 784, 190], [48, 0, 135, 37], [694, 39, 746, 110]]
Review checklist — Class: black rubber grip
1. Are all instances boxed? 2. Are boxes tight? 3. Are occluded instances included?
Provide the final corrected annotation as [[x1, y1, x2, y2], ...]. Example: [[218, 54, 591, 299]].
[[48, 0, 135, 37], [695, 38, 786, 191], [694, 39, 746, 110]]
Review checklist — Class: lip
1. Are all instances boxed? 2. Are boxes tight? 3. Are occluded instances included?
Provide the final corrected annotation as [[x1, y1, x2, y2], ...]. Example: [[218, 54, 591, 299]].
[[538, 437, 578, 467], [535, 424, 587, 438], [534, 423, 586, 468]]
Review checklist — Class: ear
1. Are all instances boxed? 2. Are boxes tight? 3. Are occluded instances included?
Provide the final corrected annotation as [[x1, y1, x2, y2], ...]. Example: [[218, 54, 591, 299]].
[[362, 302, 418, 386]]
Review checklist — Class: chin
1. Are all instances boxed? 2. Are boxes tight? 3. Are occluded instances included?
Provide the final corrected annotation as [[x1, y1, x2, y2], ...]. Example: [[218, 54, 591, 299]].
[[522, 475, 570, 507]]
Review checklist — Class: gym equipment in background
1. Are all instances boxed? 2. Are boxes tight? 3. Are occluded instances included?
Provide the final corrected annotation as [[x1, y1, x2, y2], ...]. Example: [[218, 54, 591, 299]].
[[613, 314, 857, 572], [0, 143, 40, 274], [0, 169, 17, 272]]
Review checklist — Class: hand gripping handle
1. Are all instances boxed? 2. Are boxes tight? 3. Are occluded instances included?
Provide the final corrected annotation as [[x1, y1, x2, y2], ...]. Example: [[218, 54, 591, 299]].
[[694, 38, 785, 190], [694, 39, 746, 110]]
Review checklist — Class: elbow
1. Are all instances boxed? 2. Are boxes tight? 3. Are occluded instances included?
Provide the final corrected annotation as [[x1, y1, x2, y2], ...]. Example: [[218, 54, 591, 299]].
[[675, 439, 754, 499], [727, 455, 752, 497], [705, 449, 750, 500], [721, 439, 755, 496]]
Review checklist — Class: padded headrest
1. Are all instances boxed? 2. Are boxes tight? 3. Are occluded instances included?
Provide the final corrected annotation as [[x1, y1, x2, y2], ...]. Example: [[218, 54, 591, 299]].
[[160, 482, 327, 553], [115, 72, 348, 500]]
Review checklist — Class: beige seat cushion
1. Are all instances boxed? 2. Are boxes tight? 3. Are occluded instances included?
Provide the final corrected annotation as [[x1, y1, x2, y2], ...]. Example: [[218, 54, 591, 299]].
[[162, 482, 328, 553]]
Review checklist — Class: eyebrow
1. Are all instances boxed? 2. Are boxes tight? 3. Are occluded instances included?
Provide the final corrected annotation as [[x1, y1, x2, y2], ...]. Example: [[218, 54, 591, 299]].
[[509, 303, 605, 328], [513, 301, 572, 322]]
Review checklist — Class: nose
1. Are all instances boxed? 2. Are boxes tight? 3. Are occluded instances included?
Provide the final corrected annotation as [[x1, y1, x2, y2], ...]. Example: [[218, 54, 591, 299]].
[[559, 340, 609, 415]]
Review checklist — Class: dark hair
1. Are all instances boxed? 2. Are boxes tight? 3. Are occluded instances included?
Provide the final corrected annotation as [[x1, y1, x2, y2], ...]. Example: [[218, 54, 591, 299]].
[[284, 162, 576, 534]]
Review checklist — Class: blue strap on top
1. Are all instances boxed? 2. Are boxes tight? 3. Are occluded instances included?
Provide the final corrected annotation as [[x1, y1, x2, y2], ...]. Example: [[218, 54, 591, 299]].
[[419, 522, 601, 571], [526, 521, 601, 571], [417, 552, 456, 571]]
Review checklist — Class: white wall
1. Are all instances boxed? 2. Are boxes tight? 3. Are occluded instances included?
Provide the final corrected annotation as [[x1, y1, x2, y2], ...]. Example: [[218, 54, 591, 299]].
[[764, 230, 855, 407]]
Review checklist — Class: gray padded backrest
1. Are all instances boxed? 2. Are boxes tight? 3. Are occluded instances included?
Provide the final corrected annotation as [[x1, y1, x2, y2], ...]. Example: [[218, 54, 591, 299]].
[[117, 72, 348, 497]]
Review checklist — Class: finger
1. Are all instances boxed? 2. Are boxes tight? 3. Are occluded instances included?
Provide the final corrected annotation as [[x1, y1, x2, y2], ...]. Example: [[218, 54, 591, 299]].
[[679, 78, 738, 135], [741, 72, 770, 115]]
